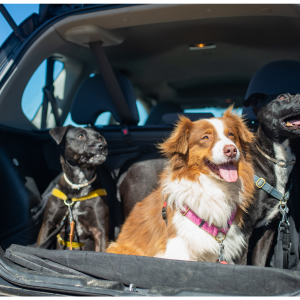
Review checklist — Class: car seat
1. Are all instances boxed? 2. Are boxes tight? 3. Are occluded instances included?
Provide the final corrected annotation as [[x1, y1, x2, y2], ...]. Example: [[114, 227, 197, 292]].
[[145, 101, 183, 125], [243, 60, 300, 131]]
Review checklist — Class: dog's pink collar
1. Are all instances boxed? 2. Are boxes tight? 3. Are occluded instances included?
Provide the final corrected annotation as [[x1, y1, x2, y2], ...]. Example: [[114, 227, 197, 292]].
[[180, 205, 236, 237]]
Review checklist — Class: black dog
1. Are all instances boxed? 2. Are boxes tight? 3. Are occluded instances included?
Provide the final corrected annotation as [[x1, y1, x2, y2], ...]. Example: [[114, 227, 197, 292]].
[[37, 125, 109, 252], [240, 92, 300, 267]]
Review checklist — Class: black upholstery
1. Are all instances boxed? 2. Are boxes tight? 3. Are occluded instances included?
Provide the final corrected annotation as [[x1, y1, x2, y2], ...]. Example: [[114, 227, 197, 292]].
[[162, 112, 214, 124], [145, 101, 183, 125], [71, 73, 139, 125], [243, 60, 300, 121], [0, 132, 59, 248]]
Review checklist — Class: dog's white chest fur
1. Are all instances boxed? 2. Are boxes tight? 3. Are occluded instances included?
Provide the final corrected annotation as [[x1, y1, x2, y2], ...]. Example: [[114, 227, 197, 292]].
[[157, 173, 246, 263], [256, 139, 295, 228]]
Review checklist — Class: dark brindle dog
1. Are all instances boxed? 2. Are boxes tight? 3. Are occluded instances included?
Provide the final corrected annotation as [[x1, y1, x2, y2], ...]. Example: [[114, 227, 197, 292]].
[[240, 92, 300, 267], [37, 125, 109, 251]]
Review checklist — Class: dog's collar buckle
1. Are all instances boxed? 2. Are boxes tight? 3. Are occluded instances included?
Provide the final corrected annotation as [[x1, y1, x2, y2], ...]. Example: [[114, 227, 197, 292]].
[[277, 160, 287, 168], [71, 184, 81, 190]]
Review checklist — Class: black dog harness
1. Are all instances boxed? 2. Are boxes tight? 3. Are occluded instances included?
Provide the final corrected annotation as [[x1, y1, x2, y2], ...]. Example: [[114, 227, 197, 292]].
[[254, 175, 292, 269]]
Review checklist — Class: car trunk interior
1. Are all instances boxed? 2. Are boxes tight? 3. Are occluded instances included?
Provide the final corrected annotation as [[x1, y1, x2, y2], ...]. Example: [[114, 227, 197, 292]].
[[2, 3, 300, 296]]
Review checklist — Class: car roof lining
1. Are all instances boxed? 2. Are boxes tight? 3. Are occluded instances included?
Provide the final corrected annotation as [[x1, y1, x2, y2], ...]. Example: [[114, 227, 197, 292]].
[[53, 4, 300, 107]]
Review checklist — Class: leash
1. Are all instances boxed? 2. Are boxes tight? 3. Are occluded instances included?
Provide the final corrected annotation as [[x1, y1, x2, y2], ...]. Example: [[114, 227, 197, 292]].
[[254, 175, 292, 269], [162, 201, 236, 264], [63, 173, 97, 190]]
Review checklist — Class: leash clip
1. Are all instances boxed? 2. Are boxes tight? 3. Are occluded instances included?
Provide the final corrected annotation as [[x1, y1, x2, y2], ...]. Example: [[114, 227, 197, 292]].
[[216, 238, 227, 263], [64, 199, 74, 223], [279, 202, 289, 226]]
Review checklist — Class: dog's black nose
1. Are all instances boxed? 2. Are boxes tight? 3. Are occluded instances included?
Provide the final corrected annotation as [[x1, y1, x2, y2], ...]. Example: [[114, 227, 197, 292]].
[[99, 144, 103, 150], [223, 145, 237, 158]]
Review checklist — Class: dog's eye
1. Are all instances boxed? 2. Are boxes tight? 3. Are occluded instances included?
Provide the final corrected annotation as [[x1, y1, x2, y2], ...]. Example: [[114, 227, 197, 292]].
[[98, 137, 102, 141], [202, 136, 209, 140], [228, 133, 234, 138], [78, 134, 84, 139], [278, 95, 287, 100]]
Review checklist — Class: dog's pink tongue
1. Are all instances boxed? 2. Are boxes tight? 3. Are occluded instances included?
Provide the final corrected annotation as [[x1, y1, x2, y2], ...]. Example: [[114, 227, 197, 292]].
[[219, 164, 238, 182], [289, 119, 300, 126]]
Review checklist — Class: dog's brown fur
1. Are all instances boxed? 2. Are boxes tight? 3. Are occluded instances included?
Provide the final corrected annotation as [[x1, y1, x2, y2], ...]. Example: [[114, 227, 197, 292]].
[[107, 107, 254, 259]]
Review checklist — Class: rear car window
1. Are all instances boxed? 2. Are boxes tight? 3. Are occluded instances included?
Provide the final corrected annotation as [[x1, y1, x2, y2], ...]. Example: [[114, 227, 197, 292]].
[[184, 107, 242, 117], [21, 60, 64, 125]]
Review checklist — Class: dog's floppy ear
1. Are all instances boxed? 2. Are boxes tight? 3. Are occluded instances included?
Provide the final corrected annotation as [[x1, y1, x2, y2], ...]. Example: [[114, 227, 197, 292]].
[[49, 125, 73, 145], [243, 93, 267, 109], [159, 115, 193, 156]]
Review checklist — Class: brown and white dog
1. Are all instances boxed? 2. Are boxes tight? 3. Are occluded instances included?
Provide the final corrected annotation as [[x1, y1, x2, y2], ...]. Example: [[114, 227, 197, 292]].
[[106, 108, 255, 263]]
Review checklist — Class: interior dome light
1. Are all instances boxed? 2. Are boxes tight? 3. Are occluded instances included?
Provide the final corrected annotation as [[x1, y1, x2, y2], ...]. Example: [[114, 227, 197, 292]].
[[189, 43, 216, 50]]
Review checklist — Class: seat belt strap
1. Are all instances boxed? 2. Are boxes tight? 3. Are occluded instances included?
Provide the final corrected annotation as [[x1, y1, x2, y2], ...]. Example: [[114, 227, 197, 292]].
[[89, 41, 134, 125], [41, 58, 60, 128]]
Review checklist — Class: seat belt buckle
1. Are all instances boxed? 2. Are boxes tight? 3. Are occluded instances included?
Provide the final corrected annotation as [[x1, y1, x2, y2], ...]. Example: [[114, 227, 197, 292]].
[[121, 124, 130, 136]]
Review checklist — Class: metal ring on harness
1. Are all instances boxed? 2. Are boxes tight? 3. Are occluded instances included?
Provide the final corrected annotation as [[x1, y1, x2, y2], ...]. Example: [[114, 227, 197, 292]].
[[215, 235, 226, 243], [64, 199, 74, 206]]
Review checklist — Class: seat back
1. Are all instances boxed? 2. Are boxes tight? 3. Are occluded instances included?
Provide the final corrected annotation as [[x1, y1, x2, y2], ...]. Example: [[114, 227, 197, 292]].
[[243, 60, 300, 128], [71, 73, 139, 126]]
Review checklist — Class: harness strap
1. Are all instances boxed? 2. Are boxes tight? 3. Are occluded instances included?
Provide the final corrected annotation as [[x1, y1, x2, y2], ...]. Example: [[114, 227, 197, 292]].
[[254, 175, 290, 201], [57, 234, 85, 249], [162, 201, 168, 225], [180, 205, 236, 238], [52, 188, 107, 202], [253, 174, 292, 269]]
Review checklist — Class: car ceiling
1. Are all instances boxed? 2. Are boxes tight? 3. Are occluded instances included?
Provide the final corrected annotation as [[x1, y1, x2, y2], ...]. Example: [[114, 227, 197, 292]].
[[102, 14, 300, 108]]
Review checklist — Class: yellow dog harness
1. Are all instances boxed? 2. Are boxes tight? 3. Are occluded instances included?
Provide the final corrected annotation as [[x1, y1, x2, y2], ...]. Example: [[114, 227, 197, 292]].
[[52, 188, 107, 201], [52, 188, 107, 249]]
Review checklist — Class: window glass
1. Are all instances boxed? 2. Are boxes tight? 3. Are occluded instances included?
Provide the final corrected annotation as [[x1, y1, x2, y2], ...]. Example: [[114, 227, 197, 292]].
[[0, 4, 39, 47], [95, 112, 112, 125], [136, 100, 148, 125], [183, 107, 242, 117], [21, 60, 64, 122], [64, 111, 112, 127]]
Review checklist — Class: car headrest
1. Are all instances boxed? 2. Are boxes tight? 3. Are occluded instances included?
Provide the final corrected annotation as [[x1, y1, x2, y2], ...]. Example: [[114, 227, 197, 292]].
[[145, 101, 183, 125], [243, 60, 300, 120], [71, 73, 139, 125], [162, 112, 214, 124]]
